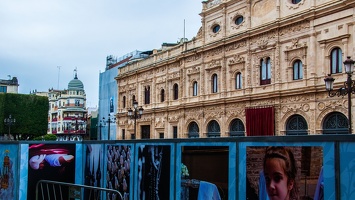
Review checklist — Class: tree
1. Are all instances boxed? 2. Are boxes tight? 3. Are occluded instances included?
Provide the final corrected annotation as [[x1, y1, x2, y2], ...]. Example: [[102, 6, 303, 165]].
[[0, 93, 48, 139]]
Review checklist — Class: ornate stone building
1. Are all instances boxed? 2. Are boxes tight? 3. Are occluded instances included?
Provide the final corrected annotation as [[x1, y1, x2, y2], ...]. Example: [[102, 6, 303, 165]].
[[115, 0, 355, 139]]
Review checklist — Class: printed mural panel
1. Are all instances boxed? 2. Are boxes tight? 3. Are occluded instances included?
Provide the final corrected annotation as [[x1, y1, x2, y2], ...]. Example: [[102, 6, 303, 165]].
[[27, 143, 76, 200], [239, 142, 334, 200], [0, 144, 17, 200], [84, 144, 103, 199], [135, 144, 172, 200], [340, 142, 355, 199], [176, 142, 236, 200], [106, 144, 133, 200]]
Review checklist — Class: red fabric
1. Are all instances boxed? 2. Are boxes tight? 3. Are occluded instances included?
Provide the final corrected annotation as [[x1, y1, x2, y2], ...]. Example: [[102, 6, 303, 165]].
[[246, 107, 274, 136]]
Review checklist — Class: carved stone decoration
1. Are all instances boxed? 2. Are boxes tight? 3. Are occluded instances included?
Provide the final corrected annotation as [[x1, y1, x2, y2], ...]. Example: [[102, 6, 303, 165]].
[[318, 99, 346, 111], [186, 53, 202, 63], [187, 66, 201, 75], [281, 103, 310, 113], [225, 40, 247, 52], [257, 38, 269, 49], [206, 59, 222, 71], [279, 21, 310, 36], [228, 55, 245, 66], [205, 47, 223, 58], [155, 116, 166, 128], [250, 30, 277, 46], [207, 0, 221, 9]]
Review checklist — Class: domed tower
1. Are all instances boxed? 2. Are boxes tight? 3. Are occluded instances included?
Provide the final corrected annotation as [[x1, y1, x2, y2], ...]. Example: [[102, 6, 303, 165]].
[[68, 70, 84, 91], [50, 68, 87, 141]]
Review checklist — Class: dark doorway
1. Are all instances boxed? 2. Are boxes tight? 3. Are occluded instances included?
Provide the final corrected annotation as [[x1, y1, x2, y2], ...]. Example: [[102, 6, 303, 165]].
[[141, 125, 150, 139]]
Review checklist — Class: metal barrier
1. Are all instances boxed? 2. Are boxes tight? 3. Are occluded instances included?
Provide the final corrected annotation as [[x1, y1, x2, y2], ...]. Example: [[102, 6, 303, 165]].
[[35, 180, 123, 200]]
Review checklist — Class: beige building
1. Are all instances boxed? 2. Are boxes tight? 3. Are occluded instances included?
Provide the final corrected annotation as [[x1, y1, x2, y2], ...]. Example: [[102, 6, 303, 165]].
[[115, 0, 355, 139]]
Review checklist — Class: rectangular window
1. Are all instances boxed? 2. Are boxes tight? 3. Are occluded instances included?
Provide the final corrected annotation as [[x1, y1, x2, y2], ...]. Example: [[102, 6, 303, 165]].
[[159, 132, 164, 139], [122, 129, 125, 140], [0, 86, 7, 93], [173, 126, 178, 138]]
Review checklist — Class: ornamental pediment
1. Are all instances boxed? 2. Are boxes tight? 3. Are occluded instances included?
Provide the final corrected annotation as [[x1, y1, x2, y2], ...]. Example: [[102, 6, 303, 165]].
[[205, 59, 222, 70], [187, 66, 200, 75]]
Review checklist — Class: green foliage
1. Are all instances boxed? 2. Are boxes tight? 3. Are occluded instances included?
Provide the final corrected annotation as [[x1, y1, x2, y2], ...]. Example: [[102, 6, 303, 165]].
[[33, 134, 57, 141], [0, 93, 49, 138]]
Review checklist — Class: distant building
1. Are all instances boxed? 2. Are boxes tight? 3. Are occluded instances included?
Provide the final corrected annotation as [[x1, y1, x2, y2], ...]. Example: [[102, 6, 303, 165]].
[[98, 50, 151, 140], [34, 69, 87, 141], [0, 76, 19, 93]]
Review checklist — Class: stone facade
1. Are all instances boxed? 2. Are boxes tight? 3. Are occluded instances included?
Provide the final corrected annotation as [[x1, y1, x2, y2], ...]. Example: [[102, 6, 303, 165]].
[[115, 0, 355, 139]]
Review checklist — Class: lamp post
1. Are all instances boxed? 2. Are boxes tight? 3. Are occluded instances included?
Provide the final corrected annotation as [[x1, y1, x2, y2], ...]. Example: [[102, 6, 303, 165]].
[[97, 122, 103, 140], [127, 100, 144, 139], [102, 114, 116, 140], [4, 115, 16, 140], [324, 56, 355, 134]]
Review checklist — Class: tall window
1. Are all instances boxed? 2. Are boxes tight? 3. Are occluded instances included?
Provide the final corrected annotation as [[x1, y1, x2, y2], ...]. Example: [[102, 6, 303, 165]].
[[161, 89, 165, 102], [122, 96, 126, 108], [235, 72, 242, 89], [212, 74, 218, 93], [260, 57, 271, 85], [173, 126, 178, 138], [293, 60, 303, 80], [193, 81, 198, 96], [331, 47, 342, 74], [132, 95, 136, 105], [144, 86, 150, 104], [173, 83, 179, 100]]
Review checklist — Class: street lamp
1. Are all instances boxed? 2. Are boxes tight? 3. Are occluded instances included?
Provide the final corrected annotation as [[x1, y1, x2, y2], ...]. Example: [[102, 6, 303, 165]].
[[102, 114, 116, 140], [96, 122, 103, 140], [127, 100, 144, 139], [4, 115, 16, 140], [324, 56, 355, 134]]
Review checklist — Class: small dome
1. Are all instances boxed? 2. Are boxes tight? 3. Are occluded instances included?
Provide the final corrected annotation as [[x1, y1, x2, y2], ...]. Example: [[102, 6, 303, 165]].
[[68, 72, 84, 91]]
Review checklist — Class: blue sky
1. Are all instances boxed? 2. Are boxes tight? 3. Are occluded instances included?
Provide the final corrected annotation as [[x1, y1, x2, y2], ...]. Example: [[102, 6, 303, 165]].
[[0, 0, 202, 107]]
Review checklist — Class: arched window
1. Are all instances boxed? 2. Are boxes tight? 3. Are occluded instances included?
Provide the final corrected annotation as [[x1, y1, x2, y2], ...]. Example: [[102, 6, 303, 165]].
[[293, 60, 303, 80], [207, 120, 220, 137], [235, 72, 242, 89], [330, 48, 342, 74], [173, 83, 179, 100], [188, 122, 199, 138], [323, 112, 348, 134], [144, 86, 150, 104], [193, 81, 198, 96], [286, 114, 308, 135], [292, 0, 301, 3], [161, 89, 165, 102], [260, 57, 271, 85], [122, 96, 126, 108], [212, 74, 218, 93], [229, 119, 245, 136]]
